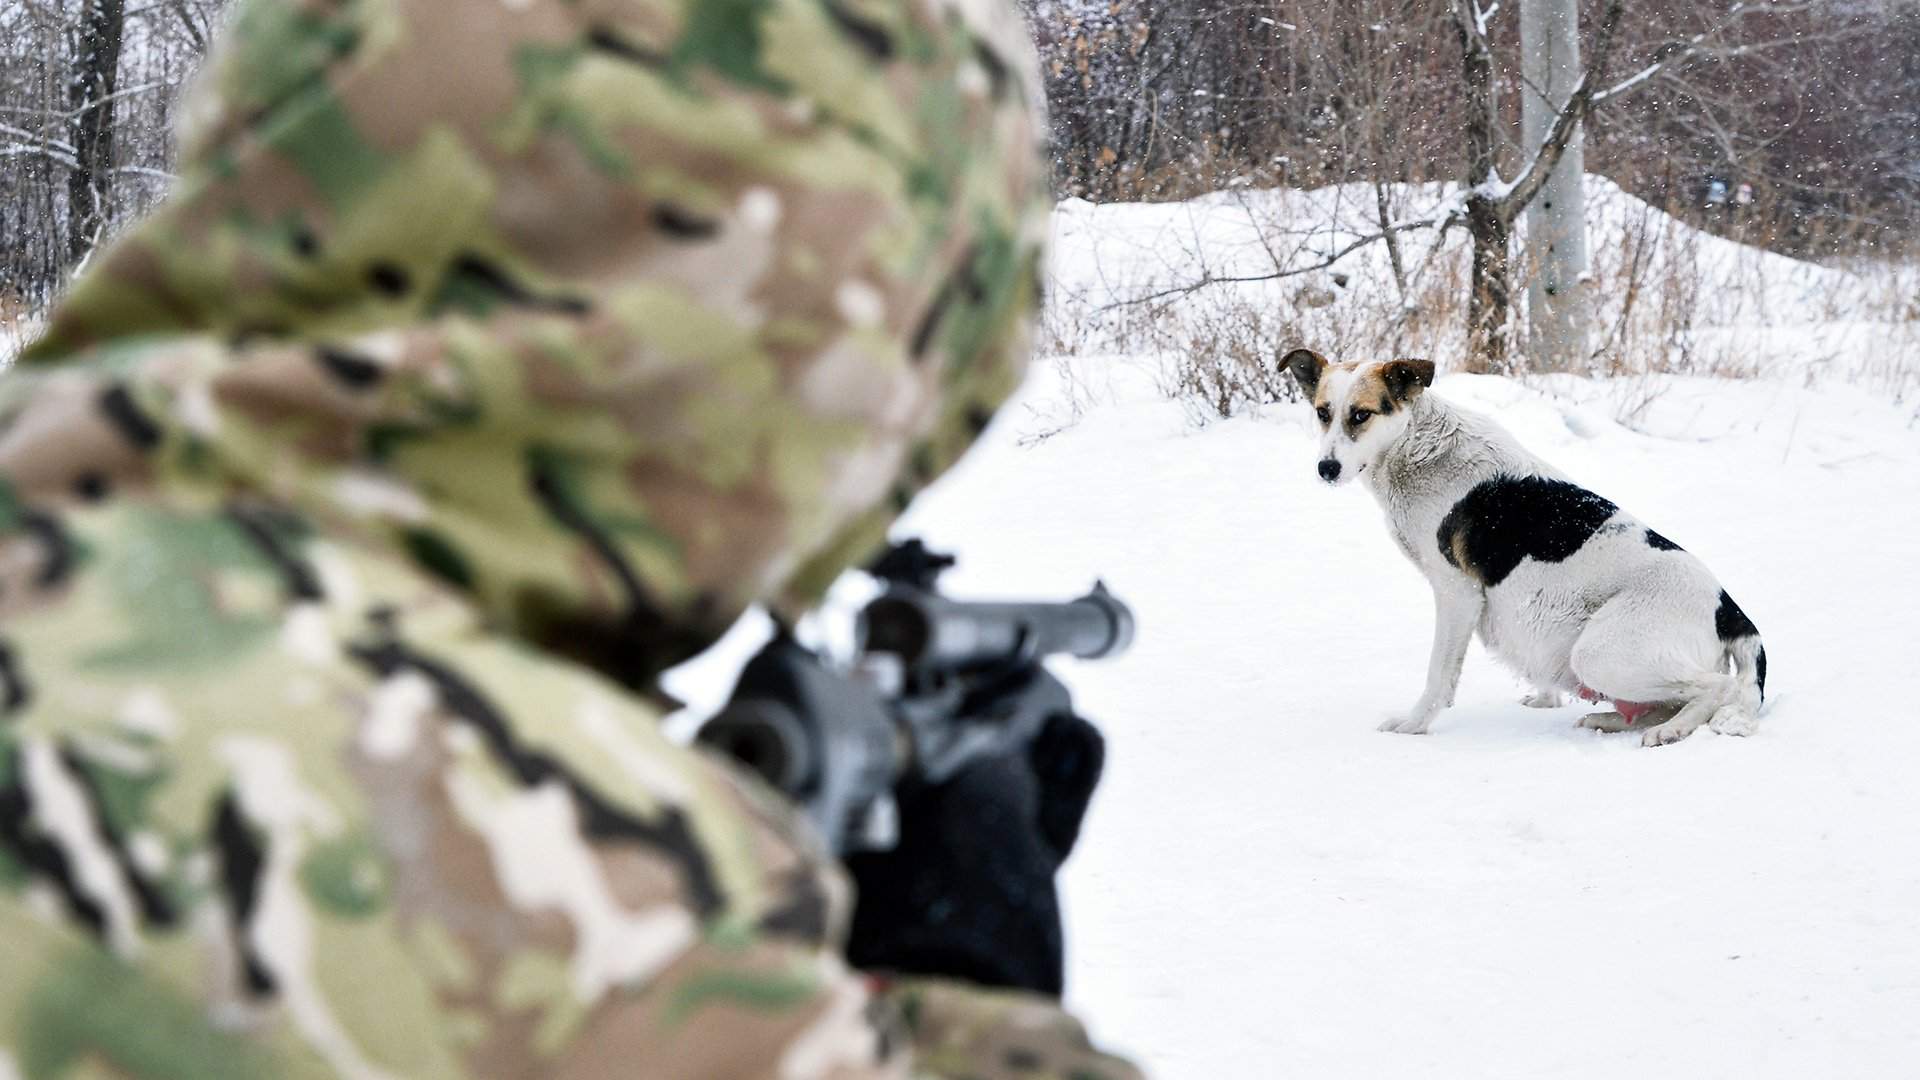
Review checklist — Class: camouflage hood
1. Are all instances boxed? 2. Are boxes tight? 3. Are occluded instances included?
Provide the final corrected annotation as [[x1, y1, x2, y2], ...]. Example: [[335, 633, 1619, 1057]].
[[17, 0, 1050, 684]]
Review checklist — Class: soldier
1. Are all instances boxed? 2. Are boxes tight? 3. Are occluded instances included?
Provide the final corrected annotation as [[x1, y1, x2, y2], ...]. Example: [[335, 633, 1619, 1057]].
[[0, 0, 1138, 1077]]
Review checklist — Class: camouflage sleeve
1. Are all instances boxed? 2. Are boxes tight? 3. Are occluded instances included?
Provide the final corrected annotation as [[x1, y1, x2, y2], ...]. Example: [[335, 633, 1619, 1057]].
[[0, 0, 1142, 1075], [0, 392, 910, 1077], [0, 360, 1140, 1077], [890, 980, 1145, 1080]]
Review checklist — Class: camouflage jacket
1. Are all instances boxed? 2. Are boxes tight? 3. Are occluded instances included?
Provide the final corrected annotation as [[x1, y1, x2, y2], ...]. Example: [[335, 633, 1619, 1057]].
[[0, 0, 1138, 1077]]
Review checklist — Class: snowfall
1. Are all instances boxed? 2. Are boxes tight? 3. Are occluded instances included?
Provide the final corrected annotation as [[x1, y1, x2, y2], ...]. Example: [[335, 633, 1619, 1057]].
[[8, 177, 1918, 1078], [668, 178, 1920, 1079]]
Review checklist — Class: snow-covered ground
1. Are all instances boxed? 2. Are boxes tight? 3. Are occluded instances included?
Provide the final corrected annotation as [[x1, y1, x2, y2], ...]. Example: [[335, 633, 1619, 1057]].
[[894, 361, 1920, 1079], [14, 172, 1915, 1075], [671, 182, 1920, 1077]]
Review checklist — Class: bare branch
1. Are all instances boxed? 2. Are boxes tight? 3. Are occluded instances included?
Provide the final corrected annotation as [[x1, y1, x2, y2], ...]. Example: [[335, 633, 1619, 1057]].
[[1095, 210, 1459, 312], [1592, 2, 1872, 106], [0, 121, 78, 160]]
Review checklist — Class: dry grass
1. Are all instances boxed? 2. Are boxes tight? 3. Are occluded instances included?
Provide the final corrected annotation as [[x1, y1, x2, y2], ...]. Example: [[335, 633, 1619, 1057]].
[[0, 290, 35, 367], [1048, 184, 1920, 428]]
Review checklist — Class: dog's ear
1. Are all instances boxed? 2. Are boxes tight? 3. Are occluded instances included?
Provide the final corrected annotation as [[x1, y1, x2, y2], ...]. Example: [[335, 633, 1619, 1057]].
[[1382, 359, 1436, 403], [1281, 348, 1328, 395]]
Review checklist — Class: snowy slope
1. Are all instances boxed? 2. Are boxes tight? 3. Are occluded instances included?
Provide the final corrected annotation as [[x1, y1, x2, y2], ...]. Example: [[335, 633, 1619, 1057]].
[[1045, 177, 1918, 389], [669, 182, 1920, 1078]]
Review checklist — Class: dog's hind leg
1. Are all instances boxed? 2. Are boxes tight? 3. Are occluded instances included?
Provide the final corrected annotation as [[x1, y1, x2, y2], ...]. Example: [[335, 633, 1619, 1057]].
[[1638, 692, 1726, 746], [1521, 688, 1567, 708], [1577, 703, 1678, 733], [1570, 594, 1732, 748], [1708, 633, 1766, 737]]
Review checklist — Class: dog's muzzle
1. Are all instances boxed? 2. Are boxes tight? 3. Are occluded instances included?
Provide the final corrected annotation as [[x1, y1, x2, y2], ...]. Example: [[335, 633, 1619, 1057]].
[[1318, 459, 1342, 483]]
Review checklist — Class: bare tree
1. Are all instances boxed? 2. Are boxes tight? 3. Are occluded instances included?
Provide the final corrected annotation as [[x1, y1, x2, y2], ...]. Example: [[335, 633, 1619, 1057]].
[[1452, 0, 1623, 370], [1520, 0, 1593, 372], [2, 0, 224, 335], [65, 0, 129, 263], [1063, 0, 1897, 371]]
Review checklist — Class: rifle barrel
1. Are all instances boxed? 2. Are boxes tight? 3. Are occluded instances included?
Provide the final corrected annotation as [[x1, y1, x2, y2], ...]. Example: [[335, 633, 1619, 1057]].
[[860, 583, 1134, 670]]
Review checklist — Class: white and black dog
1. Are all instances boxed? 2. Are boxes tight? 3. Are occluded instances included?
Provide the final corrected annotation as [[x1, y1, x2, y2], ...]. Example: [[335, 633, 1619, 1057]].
[[1284, 348, 1766, 746]]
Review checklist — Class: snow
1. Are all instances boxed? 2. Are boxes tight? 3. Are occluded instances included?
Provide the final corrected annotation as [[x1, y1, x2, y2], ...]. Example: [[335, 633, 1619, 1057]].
[[10, 161, 1916, 1073], [889, 362, 1920, 1079], [667, 179, 1920, 1077], [1042, 177, 1919, 391], [0, 317, 30, 367]]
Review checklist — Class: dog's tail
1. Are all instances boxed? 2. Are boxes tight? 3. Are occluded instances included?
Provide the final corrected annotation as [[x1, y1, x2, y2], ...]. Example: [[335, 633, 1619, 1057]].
[[1715, 590, 1766, 730]]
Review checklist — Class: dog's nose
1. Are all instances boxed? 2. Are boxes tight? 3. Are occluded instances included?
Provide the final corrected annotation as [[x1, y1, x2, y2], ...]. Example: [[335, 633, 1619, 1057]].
[[1318, 459, 1342, 482]]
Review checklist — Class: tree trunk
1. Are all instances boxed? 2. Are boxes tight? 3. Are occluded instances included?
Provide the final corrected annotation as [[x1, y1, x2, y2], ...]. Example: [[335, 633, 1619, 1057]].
[[66, 0, 129, 267], [1465, 195, 1512, 369], [1520, 0, 1592, 372], [1454, 0, 1509, 371]]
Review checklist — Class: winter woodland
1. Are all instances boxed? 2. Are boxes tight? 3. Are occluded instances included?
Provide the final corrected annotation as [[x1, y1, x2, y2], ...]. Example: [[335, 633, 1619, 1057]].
[[8, 2, 1920, 1077]]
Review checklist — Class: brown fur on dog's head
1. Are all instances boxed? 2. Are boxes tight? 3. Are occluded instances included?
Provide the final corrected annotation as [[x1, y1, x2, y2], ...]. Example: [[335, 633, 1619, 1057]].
[[1283, 349, 1438, 484], [1348, 358, 1436, 418], [1282, 348, 1434, 412]]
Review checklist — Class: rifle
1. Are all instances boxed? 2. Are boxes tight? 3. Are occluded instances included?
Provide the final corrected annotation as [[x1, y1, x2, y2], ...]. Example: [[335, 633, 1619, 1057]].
[[696, 540, 1134, 855]]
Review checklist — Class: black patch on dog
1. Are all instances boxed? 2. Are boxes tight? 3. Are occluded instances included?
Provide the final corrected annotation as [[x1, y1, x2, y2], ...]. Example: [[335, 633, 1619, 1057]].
[[1645, 529, 1683, 552], [1714, 590, 1759, 641], [315, 346, 384, 390], [1436, 475, 1619, 588], [1756, 645, 1768, 701], [98, 384, 163, 451]]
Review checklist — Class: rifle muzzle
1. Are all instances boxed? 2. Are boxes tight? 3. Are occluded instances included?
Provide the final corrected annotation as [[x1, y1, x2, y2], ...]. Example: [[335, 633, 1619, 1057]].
[[860, 581, 1135, 671]]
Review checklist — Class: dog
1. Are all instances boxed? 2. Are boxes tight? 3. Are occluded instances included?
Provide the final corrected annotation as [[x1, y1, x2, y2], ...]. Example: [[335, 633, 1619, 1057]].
[[1283, 348, 1766, 746]]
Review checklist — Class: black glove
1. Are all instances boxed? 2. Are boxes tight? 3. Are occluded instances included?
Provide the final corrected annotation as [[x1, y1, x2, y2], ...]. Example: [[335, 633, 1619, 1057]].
[[841, 703, 1105, 997]]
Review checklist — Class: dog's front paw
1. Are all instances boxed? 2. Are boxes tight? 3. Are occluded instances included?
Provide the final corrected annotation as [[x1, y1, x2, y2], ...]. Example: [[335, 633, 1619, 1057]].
[[1521, 688, 1566, 708]]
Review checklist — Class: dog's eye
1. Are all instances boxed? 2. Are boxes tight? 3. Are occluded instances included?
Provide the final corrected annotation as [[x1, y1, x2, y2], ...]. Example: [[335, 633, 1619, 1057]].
[[1350, 408, 1372, 425], [1315, 405, 1331, 424]]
